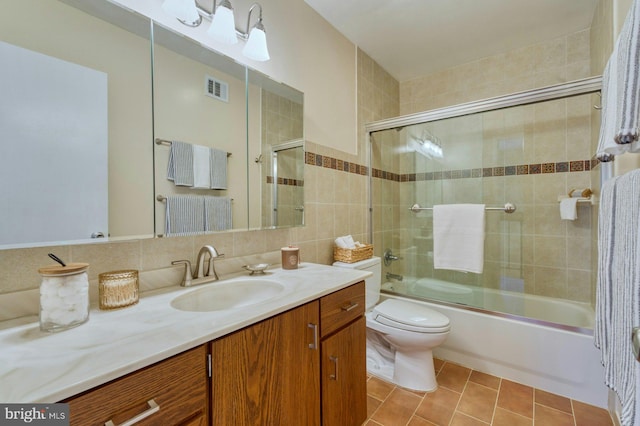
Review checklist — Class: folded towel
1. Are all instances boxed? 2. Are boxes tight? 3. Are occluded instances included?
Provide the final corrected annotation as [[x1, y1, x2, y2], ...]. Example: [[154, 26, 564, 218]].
[[559, 198, 579, 220], [204, 196, 232, 231], [167, 141, 194, 186], [165, 195, 205, 236], [192, 144, 211, 189], [433, 204, 486, 274], [594, 169, 640, 426], [335, 235, 356, 249], [210, 148, 228, 190]]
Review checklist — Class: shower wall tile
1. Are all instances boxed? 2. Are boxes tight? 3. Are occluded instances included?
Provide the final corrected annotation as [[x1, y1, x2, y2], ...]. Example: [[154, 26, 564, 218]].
[[567, 269, 592, 303], [536, 267, 569, 299], [534, 236, 567, 268]]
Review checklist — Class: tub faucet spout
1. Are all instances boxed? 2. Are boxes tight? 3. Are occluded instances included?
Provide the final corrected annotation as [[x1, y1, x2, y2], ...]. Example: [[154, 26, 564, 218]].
[[386, 272, 403, 281]]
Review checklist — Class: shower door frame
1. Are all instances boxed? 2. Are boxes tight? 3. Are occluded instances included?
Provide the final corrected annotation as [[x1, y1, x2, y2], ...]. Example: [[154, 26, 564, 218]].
[[365, 75, 602, 244]]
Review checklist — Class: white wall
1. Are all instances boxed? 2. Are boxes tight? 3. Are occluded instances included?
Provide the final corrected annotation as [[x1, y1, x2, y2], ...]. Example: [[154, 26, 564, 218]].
[[112, 0, 358, 155]]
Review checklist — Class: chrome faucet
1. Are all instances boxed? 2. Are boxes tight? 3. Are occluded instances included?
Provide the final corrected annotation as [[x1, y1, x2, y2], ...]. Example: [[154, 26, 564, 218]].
[[383, 248, 403, 266], [194, 245, 223, 280], [172, 245, 225, 287]]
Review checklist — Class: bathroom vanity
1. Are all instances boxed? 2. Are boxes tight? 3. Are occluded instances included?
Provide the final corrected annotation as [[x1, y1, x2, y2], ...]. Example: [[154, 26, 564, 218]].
[[0, 264, 369, 426]]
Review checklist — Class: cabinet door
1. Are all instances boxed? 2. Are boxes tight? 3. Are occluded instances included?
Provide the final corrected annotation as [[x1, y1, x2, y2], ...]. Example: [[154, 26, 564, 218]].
[[321, 316, 367, 426], [65, 346, 208, 426], [211, 301, 321, 426]]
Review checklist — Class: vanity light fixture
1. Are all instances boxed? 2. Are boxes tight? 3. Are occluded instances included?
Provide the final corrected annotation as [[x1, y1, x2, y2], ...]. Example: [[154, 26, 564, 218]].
[[161, 0, 201, 27], [161, 0, 271, 61], [207, 0, 238, 45], [241, 3, 270, 61]]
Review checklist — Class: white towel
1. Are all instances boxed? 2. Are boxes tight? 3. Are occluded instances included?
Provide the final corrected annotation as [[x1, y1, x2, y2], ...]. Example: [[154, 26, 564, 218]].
[[559, 198, 579, 220], [192, 144, 211, 189], [433, 204, 486, 274], [209, 148, 228, 190], [204, 196, 232, 231], [166, 141, 194, 186], [164, 195, 205, 236], [594, 169, 640, 426]]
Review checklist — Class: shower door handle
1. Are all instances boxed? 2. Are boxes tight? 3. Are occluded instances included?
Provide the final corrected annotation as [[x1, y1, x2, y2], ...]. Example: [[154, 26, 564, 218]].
[[633, 327, 640, 362]]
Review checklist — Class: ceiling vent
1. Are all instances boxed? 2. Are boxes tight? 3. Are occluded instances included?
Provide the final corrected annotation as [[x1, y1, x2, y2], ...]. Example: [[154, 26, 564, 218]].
[[205, 75, 228, 102]]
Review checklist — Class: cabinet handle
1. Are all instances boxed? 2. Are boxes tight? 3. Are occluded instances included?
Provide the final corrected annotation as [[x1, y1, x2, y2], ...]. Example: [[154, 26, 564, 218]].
[[341, 302, 359, 312], [329, 356, 339, 381], [308, 323, 318, 350], [105, 399, 160, 426]]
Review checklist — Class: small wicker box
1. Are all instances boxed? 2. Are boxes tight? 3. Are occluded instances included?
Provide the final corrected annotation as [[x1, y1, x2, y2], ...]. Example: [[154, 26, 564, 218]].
[[333, 244, 373, 263]]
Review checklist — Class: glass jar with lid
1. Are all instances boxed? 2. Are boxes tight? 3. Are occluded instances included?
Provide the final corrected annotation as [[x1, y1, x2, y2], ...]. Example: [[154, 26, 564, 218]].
[[38, 263, 90, 332]]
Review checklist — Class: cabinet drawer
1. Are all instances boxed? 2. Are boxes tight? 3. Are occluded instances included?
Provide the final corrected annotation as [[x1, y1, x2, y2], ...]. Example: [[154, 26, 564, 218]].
[[320, 281, 365, 337], [65, 345, 208, 426]]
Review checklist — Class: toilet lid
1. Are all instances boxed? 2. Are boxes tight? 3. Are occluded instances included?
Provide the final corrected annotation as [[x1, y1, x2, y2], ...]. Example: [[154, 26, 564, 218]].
[[373, 299, 450, 333]]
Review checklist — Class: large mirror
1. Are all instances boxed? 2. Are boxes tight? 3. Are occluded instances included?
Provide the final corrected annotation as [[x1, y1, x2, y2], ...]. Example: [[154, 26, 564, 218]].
[[152, 23, 249, 237], [0, 0, 153, 248], [0, 0, 305, 249], [248, 69, 305, 229]]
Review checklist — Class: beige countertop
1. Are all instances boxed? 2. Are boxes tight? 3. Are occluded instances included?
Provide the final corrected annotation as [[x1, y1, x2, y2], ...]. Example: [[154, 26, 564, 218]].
[[0, 262, 370, 403]]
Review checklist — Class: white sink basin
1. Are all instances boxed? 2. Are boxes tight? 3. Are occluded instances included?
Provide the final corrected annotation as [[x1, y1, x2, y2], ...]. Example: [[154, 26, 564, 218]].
[[170, 279, 286, 312]]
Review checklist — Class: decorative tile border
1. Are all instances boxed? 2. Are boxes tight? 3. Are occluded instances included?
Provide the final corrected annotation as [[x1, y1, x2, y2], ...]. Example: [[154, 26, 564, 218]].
[[266, 176, 304, 186], [305, 151, 600, 182]]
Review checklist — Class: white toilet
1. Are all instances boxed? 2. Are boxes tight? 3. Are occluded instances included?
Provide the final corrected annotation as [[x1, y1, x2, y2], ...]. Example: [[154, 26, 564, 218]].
[[333, 256, 450, 392]]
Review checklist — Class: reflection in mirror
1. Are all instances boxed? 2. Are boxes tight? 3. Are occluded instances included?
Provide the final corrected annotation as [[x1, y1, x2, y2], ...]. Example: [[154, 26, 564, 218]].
[[0, 0, 153, 249], [247, 70, 305, 229], [267, 141, 305, 228], [152, 23, 249, 236]]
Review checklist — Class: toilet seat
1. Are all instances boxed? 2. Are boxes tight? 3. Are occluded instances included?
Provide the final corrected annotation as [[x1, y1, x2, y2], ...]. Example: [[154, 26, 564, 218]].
[[372, 299, 450, 333]]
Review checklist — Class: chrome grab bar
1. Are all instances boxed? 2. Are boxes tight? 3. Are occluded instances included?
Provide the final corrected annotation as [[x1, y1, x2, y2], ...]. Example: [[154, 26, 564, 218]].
[[409, 202, 516, 214]]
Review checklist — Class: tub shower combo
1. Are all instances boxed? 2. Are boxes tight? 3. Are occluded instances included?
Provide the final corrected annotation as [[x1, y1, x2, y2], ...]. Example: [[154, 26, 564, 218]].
[[366, 77, 609, 407]]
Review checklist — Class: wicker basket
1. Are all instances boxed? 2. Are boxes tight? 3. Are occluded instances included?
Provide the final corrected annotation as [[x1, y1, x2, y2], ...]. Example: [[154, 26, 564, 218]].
[[333, 244, 373, 263]]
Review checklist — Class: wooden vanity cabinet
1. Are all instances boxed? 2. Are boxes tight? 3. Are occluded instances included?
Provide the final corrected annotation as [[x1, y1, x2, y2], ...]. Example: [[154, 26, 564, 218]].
[[210, 300, 321, 425], [64, 345, 208, 426], [210, 280, 367, 426], [320, 281, 367, 426]]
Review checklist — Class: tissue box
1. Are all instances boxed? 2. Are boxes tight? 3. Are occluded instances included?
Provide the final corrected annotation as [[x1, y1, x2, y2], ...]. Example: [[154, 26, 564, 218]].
[[333, 244, 373, 263]]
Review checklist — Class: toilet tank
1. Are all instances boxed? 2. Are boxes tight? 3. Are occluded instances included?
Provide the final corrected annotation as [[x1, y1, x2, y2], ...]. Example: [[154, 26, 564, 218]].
[[332, 256, 381, 310]]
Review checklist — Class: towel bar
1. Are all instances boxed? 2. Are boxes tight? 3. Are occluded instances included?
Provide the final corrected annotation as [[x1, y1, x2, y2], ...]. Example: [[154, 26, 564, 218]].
[[157, 195, 234, 202], [409, 203, 516, 214], [155, 138, 231, 157]]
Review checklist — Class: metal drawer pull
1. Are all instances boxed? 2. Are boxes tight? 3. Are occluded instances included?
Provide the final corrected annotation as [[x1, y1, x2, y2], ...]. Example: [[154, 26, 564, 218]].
[[105, 399, 160, 426], [341, 302, 359, 312], [308, 323, 318, 350], [329, 356, 339, 380]]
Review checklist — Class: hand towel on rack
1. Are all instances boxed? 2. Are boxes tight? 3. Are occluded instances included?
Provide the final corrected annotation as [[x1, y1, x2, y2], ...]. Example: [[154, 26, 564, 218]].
[[209, 148, 228, 190], [192, 144, 211, 189], [594, 169, 640, 426], [204, 196, 232, 231], [559, 198, 579, 220], [433, 204, 486, 274], [166, 141, 194, 186], [164, 195, 205, 236]]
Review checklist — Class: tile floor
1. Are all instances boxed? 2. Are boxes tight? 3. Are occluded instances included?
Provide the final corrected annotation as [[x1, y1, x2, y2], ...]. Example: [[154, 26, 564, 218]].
[[365, 358, 614, 426]]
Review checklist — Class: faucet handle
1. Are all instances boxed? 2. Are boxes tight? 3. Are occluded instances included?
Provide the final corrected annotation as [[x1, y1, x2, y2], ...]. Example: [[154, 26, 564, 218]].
[[171, 260, 193, 287]]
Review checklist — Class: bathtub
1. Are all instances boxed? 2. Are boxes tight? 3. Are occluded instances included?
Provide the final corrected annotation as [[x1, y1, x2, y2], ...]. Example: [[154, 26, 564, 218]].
[[387, 276, 594, 331], [381, 278, 609, 408]]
